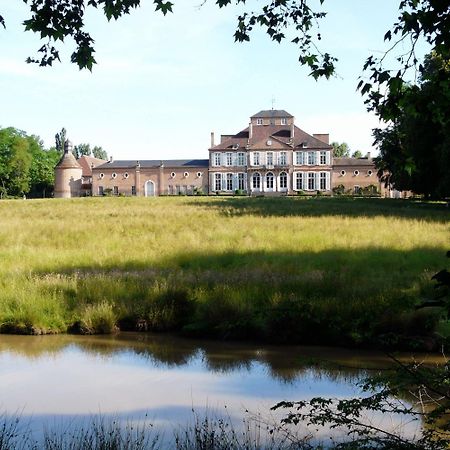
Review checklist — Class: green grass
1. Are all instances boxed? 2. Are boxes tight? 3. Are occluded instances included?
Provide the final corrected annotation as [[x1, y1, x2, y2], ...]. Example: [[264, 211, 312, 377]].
[[0, 196, 448, 347]]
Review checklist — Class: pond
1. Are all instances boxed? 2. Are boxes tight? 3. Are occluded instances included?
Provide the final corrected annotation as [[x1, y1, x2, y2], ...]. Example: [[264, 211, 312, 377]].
[[0, 333, 433, 447]]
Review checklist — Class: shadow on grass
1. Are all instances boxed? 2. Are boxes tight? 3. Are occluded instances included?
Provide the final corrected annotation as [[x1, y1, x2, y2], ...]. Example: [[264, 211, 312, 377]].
[[187, 196, 449, 222], [22, 246, 447, 348]]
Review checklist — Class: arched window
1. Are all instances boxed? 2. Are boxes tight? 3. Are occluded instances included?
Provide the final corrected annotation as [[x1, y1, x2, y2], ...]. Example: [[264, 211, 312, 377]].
[[252, 172, 261, 190], [279, 171, 288, 190], [266, 172, 274, 189]]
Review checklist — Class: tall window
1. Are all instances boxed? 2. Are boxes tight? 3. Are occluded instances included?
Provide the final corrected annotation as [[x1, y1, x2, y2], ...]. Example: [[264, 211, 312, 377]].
[[266, 152, 273, 166], [279, 172, 288, 189], [237, 152, 245, 166], [226, 173, 233, 191], [98, 186, 104, 196], [320, 151, 327, 165], [279, 152, 287, 165], [281, 118, 287, 125], [295, 172, 304, 190], [214, 153, 221, 166], [226, 152, 233, 166], [238, 173, 245, 190], [256, 118, 263, 125], [320, 172, 327, 190], [253, 152, 260, 166], [307, 151, 316, 165], [308, 172, 316, 190], [266, 172, 274, 189], [131, 185, 136, 196], [215, 173, 221, 191], [113, 186, 119, 195], [252, 172, 261, 189], [295, 151, 304, 165]]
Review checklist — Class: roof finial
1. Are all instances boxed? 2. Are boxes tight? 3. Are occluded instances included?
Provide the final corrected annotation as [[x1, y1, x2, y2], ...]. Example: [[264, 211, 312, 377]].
[[271, 96, 275, 110]]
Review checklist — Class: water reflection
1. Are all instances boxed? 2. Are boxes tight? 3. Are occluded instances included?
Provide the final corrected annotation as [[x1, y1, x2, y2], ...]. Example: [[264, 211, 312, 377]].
[[0, 333, 431, 444]]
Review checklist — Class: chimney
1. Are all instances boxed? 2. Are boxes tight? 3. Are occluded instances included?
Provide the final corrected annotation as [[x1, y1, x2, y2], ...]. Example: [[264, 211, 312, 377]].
[[366, 152, 371, 159], [109, 155, 113, 163], [249, 122, 253, 140], [210, 132, 215, 148], [291, 122, 295, 139], [313, 134, 329, 145]]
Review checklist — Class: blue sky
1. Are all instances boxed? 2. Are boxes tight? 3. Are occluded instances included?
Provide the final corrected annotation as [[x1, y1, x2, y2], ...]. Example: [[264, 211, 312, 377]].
[[0, 1, 421, 159]]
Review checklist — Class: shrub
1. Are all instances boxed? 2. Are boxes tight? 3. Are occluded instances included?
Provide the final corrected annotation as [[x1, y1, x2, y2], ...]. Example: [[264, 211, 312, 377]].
[[332, 184, 345, 195]]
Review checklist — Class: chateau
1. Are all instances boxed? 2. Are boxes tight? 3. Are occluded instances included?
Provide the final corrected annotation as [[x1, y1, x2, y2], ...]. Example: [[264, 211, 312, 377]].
[[54, 110, 382, 198]]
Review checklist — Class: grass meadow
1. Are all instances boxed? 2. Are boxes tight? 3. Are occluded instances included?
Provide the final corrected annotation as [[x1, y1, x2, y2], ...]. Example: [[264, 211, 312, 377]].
[[0, 196, 448, 348]]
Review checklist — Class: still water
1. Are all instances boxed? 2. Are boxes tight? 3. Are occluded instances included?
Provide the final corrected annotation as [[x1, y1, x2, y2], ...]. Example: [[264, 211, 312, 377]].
[[0, 333, 431, 445]]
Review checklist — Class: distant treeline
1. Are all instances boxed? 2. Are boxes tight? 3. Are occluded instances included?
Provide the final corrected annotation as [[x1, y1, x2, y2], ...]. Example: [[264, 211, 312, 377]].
[[0, 127, 108, 198]]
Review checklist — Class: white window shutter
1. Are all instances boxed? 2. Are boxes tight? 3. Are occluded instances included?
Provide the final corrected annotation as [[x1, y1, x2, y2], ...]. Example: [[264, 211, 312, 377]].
[[326, 171, 331, 190], [316, 151, 320, 166], [326, 150, 331, 166], [315, 172, 320, 190]]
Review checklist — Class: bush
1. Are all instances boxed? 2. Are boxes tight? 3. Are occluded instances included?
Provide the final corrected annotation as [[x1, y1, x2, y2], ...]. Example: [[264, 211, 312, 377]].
[[332, 184, 345, 195], [79, 301, 118, 334]]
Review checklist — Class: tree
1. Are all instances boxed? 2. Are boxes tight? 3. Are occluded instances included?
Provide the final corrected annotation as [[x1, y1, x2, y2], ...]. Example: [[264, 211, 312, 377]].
[[352, 150, 363, 158], [375, 51, 450, 198], [331, 142, 350, 158], [74, 143, 92, 159], [92, 146, 108, 160], [55, 127, 67, 154]]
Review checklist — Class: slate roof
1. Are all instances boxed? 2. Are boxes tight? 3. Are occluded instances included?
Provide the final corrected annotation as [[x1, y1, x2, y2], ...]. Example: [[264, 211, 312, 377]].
[[333, 157, 374, 167], [251, 110, 294, 118], [94, 159, 209, 170], [211, 125, 331, 150]]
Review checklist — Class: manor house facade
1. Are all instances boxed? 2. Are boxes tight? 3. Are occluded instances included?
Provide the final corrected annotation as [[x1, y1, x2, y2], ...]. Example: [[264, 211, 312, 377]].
[[55, 110, 382, 197]]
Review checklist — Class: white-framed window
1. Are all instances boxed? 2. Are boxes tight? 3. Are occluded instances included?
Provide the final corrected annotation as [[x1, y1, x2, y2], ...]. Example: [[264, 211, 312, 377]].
[[226, 152, 233, 166], [307, 151, 316, 165], [256, 118, 263, 125], [319, 172, 327, 190], [367, 170, 373, 176], [171, 172, 176, 178], [267, 140, 272, 146], [295, 172, 304, 190], [267, 152, 273, 166], [295, 151, 304, 165], [320, 151, 327, 165], [354, 185, 361, 194], [237, 152, 245, 166], [111, 172, 117, 179], [124, 172, 129, 179], [226, 173, 233, 191], [113, 186, 119, 195], [238, 173, 245, 190], [214, 173, 221, 191], [266, 172, 274, 189], [214, 153, 221, 166], [279, 152, 287, 166], [184, 171, 189, 177], [307, 172, 316, 190], [252, 172, 261, 190], [98, 186, 104, 196], [281, 118, 287, 125], [99, 173, 104, 179], [340, 170, 346, 176], [197, 171, 202, 177], [279, 172, 288, 190], [253, 152, 260, 166], [354, 170, 359, 176]]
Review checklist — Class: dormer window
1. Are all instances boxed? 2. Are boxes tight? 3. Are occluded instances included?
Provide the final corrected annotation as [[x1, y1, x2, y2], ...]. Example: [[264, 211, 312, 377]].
[[256, 118, 263, 125], [266, 140, 272, 146]]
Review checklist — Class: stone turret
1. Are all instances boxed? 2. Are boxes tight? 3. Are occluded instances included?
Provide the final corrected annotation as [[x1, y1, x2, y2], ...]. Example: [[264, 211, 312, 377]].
[[54, 140, 82, 198]]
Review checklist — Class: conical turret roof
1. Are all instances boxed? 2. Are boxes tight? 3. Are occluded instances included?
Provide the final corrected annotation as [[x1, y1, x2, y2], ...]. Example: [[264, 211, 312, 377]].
[[56, 150, 82, 169]]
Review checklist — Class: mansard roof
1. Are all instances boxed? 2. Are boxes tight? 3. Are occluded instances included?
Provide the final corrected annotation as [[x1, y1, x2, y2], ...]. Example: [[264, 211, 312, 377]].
[[94, 159, 209, 170], [251, 110, 293, 118], [212, 125, 331, 150]]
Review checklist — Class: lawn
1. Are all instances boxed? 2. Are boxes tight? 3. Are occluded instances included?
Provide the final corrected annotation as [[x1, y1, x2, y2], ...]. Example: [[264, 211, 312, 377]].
[[0, 196, 448, 348]]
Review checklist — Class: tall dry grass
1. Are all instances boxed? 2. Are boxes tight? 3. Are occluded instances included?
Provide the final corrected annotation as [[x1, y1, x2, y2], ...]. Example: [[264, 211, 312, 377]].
[[0, 196, 448, 346]]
